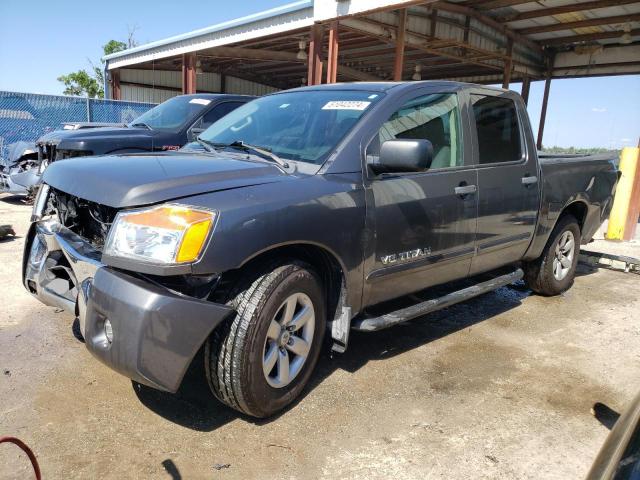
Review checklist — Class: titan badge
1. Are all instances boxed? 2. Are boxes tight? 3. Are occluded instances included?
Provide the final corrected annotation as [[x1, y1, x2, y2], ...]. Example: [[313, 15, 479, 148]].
[[381, 247, 432, 265]]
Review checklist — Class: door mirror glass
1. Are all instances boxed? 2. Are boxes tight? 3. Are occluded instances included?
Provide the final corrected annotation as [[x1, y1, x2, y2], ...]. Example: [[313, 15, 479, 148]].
[[371, 139, 433, 174]]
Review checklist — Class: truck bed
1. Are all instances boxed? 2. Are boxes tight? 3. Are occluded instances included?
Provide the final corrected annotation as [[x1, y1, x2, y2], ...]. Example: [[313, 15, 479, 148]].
[[524, 152, 619, 261]]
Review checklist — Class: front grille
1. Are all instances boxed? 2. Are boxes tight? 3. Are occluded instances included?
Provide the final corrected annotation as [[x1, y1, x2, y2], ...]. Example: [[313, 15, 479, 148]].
[[51, 189, 118, 251], [57, 149, 93, 160], [38, 143, 57, 163]]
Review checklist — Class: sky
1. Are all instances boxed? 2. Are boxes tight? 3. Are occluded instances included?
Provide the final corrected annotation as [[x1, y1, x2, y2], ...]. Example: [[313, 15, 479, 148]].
[[1, 0, 638, 149]]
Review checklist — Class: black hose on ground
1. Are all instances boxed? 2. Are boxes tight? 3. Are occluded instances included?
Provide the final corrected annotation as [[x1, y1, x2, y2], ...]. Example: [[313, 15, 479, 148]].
[[0, 436, 42, 480]]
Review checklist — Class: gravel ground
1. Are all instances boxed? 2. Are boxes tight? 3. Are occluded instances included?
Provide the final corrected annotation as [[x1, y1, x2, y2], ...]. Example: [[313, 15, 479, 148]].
[[1, 193, 639, 479]]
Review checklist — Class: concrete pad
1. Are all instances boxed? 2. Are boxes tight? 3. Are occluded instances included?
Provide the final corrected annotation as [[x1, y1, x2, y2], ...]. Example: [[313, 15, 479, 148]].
[[1, 194, 639, 479]]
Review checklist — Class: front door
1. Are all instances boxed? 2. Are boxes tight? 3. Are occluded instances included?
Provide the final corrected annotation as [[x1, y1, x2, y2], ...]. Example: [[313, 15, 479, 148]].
[[467, 92, 540, 275], [363, 92, 478, 307]]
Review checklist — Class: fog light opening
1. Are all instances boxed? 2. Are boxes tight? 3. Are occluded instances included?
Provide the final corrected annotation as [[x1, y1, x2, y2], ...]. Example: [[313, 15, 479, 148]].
[[104, 319, 114, 344]]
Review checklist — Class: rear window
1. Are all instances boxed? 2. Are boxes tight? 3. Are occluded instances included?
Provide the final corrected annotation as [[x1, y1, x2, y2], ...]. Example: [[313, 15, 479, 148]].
[[471, 95, 523, 164]]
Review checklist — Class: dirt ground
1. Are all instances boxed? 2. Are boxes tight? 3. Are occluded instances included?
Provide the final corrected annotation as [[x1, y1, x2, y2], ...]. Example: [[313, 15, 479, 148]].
[[1, 193, 639, 480]]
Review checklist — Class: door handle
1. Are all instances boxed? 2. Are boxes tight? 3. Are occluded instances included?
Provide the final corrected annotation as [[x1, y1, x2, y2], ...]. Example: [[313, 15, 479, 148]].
[[454, 184, 477, 197], [522, 175, 538, 186]]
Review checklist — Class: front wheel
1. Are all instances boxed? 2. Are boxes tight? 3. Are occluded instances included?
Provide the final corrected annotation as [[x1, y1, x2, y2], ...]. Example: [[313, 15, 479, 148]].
[[523, 214, 581, 296], [205, 262, 326, 418]]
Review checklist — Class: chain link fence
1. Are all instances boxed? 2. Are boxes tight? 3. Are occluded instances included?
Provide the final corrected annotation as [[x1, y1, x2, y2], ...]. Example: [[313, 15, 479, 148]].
[[0, 91, 155, 161]]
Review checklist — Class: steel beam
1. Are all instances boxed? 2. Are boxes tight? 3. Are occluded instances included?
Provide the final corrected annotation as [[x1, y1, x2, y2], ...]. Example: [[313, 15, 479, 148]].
[[341, 17, 506, 73], [518, 13, 640, 35], [521, 76, 530, 105], [541, 28, 640, 46], [201, 46, 303, 63], [111, 69, 121, 100], [308, 24, 324, 86], [201, 44, 380, 82], [500, 0, 640, 22], [327, 21, 340, 83], [181, 53, 197, 94], [430, 7, 439, 38], [463, 0, 539, 9], [394, 9, 407, 81], [434, 1, 542, 52], [502, 38, 513, 89], [536, 73, 551, 150]]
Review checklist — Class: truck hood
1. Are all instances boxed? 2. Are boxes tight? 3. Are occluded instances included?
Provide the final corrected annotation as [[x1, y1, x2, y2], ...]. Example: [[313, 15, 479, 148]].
[[42, 152, 289, 208], [37, 127, 155, 145], [37, 127, 155, 153]]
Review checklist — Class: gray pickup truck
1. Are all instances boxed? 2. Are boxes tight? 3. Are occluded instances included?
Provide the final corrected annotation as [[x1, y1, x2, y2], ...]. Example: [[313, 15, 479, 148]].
[[23, 82, 619, 418]]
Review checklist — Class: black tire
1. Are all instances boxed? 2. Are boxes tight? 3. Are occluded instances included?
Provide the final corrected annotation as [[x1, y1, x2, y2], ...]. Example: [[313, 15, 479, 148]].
[[205, 261, 326, 418], [523, 214, 581, 296]]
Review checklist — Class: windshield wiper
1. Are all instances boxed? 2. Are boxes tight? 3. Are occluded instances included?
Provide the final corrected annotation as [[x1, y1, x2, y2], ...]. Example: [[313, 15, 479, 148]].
[[130, 122, 152, 130], [217, 140, 289, 169], [196, 138, 216, 153]]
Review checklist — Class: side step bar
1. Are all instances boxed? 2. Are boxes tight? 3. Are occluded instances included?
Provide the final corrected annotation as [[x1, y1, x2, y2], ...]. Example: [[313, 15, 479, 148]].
[[352, 268, 524, 332]]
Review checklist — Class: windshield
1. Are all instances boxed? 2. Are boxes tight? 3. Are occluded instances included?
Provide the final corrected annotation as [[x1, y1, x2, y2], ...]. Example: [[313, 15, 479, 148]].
[[199, 90, 384, 165], [129, 96, 213, 131]]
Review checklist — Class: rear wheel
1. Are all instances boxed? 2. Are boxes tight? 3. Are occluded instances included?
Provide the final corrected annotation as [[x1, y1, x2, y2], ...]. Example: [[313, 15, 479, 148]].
[[205, 262, 325, 418], [523, 214, 581, 296]]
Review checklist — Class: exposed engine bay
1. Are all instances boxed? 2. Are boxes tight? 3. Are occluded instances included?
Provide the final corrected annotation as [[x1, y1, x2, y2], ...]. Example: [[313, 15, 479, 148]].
[[49, 189, 117, 250]]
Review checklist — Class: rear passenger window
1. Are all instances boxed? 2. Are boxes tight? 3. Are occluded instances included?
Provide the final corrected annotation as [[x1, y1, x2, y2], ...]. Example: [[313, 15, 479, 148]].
[[372, 93, 463, 169], [471, 95, 523, 164]]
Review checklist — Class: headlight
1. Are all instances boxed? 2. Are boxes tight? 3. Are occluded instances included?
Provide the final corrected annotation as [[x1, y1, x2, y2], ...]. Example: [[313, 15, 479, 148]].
[[104, 204, 216, 265]]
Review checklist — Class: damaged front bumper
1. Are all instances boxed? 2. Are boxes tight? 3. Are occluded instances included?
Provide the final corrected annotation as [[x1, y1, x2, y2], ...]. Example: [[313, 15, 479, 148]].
[[23, 221, 234, 392], [0, 168, 39, 195]]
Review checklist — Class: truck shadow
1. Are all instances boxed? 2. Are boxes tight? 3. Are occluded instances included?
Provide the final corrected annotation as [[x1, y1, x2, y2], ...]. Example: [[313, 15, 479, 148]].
[[0, 194, 29, 205], [133, 283, 531, 432]]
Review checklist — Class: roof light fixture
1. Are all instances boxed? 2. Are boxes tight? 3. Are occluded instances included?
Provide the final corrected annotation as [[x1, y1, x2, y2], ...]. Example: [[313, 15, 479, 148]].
[[621, 23, 632, 45], [297, 40, 308, 60], [412, 64, 422, 81]]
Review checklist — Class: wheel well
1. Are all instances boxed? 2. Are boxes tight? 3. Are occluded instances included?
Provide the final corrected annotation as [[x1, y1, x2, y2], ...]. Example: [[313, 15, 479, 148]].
[[216, 244, 346, 323], [560, 201, 588, 232]]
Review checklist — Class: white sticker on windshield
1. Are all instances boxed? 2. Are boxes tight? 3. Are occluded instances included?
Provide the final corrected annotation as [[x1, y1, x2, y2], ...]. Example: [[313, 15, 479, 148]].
[[189, 98, 212, 106], [322, 101, 371, 111], [279, 103, 290, 109], [368, 94, 378, 99]]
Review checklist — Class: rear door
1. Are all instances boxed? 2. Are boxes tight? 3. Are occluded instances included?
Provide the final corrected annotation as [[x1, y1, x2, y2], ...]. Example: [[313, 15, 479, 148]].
[[363, 90, 478, 306], [468, 92, 540, 275]]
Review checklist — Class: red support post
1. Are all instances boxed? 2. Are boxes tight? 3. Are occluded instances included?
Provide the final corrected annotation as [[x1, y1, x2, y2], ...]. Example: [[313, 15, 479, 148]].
[[112, 69, 121, 100], [182, 53, 197, 94], [307, 24, 324, 86], [326, 21, 339, 84], [394, 9, 407, 81]]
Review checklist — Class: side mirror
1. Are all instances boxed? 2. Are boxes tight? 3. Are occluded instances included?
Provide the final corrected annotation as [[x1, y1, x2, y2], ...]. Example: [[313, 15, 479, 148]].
[[370, 139, 433, 174], [188, 127, 205, 141]]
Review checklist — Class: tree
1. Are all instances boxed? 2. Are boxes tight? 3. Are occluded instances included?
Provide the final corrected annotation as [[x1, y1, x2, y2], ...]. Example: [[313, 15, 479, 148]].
[[57, 70, 103, 98], [103, 40, 127, 56], [57, 37, 131, 98]]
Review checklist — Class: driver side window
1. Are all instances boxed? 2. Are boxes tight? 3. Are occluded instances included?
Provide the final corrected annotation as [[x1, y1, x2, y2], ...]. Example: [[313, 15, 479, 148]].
[[370, 93, 463, 170]]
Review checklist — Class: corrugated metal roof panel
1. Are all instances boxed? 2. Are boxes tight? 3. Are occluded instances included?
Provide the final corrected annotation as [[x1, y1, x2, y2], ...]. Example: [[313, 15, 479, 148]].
[[225, 76, 280, 95], [120, 85, 177, 103], [106, 2, 314, 70]]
